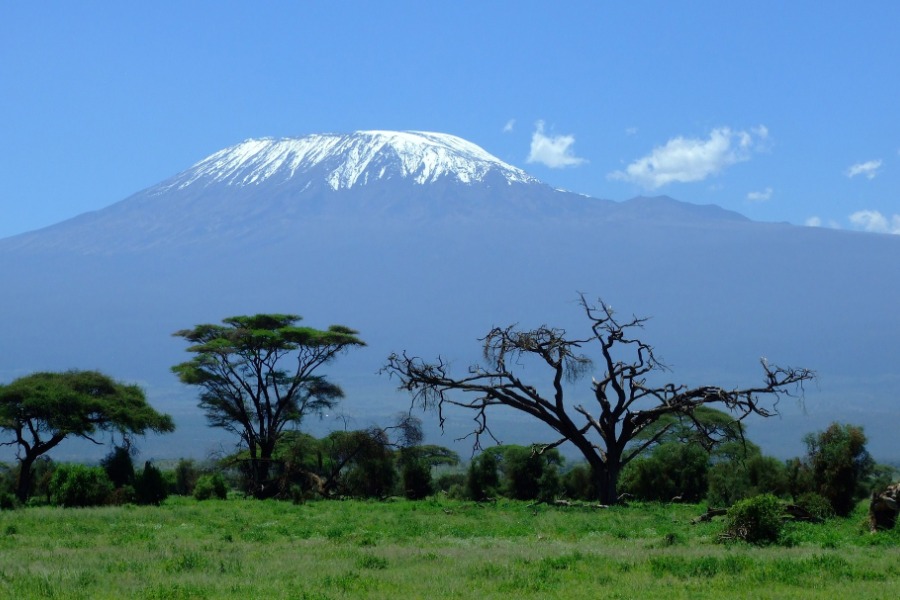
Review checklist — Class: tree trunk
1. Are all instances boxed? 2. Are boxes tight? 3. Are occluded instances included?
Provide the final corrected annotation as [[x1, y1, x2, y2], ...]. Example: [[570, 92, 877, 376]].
[[594, 444, 623, 505], [248, 441, 278, 499], [597, 462, 620, 505], [15, 454, 36, 503]]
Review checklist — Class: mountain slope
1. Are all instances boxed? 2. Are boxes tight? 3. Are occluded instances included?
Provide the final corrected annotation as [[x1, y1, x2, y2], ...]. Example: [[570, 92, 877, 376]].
[[0, 131, 897, 461]]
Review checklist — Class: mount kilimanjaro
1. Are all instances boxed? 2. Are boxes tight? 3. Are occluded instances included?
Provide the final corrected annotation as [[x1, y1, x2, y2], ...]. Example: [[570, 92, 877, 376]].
[[1, 131, 897, 460]]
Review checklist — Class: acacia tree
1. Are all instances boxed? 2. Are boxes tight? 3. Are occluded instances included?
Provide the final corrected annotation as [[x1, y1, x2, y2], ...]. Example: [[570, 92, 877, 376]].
[[172, 314, 364, 498], [384, 296, 814, 504], [0, 370, 175, 502]]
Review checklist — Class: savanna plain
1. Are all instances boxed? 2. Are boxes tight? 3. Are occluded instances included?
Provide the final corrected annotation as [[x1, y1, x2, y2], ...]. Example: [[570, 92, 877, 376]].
[[1, 497, 897, 600]]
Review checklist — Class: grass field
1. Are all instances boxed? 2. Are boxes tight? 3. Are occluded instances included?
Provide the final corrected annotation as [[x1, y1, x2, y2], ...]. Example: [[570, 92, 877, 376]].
[[0, 497, 897, 599]]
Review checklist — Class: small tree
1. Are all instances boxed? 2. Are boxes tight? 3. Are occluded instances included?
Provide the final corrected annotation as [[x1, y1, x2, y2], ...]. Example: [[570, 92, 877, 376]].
[[466, 451, 500, 501], [134, 462, 168, 505], [101, 446, 136, 489], [0, 371, 174, 502], [385, 296, 813, 504], [320, 428, 396, 498], [801, 422, 874, 516], [172, 314, 364, 498], [398, 444, 460, 500], [173, 459, 200, 496]]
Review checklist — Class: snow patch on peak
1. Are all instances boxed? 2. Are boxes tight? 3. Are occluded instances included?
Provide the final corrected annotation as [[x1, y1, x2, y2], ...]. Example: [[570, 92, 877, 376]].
[[159, 131, 538, 192]]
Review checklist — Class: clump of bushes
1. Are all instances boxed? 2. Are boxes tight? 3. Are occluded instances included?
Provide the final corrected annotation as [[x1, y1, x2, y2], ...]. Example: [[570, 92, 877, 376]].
[[722, 494, 783, 545], [795, 492, 835, 520], [50, 464, 114, 508], [194, 473, 228, 500]]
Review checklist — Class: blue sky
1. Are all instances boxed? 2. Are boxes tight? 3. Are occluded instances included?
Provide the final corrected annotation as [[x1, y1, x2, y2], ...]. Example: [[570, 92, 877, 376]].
[[2, 1, 898, 239]]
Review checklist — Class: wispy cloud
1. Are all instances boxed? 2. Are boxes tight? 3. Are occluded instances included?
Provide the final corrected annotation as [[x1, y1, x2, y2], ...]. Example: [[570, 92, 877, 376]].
[[805, 216, 841, 229], [845, 159, 882, 179], [608, 126, 769, 189], [805, 216, 822, 227], [526, 121, 587, 168], [747, 187, 773, 202], [849, 210, 900, 234], [503, 119, 516, 133]]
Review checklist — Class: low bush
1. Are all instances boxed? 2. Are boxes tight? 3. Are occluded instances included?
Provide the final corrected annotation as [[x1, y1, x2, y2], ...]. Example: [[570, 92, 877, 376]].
[[722, 494, 783, 545], [795, 492, 835, 520], [0, 492, 18, 510], [194, 473, 228, 500], [50, 464, 113, 508]]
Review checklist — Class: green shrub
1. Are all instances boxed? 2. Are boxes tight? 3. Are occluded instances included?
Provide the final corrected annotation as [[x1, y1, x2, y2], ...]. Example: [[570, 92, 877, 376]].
[[433, 472, 465, 494], [800, 422, 875, 517], [561, 464, 597, 500], [795, 492, 835, 520], [0, 492, 18, 510], [194, 473, 228, 500], [50, 464, 114, 507], [466, 451, 499, 501], [707, 453, 790, 506], [134, 462, 168, 505], [108, 485, 137, 505], [401, 459, 433, 500], [723, 494, 783, 545], [620, 442, 708, 502], [100, 446, 135, 488], [173, 459, 200, 496]]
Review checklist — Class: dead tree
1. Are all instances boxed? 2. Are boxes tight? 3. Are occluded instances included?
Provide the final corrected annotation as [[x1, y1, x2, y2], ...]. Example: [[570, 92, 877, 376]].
[[384, 295, 813, 505]]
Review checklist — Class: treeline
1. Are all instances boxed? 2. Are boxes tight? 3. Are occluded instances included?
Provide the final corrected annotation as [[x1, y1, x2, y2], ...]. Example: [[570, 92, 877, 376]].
[[617, 421, 894, 518], [2, 418, 894, 522]]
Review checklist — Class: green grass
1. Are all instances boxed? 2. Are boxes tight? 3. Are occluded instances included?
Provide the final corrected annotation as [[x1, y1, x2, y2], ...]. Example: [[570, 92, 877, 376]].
[[0, 497, 897, 599]]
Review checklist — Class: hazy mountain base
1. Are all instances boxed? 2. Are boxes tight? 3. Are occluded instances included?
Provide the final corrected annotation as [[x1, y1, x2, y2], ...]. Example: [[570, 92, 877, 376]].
[[1, 192, 897, 462]]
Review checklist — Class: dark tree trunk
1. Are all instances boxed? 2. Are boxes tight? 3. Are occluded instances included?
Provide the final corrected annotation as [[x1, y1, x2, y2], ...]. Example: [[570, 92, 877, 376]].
[[246, 440, 278, 499], [594, 443, 623, 505], [597, 462, 620, 505], [15, 454, 36, 503]]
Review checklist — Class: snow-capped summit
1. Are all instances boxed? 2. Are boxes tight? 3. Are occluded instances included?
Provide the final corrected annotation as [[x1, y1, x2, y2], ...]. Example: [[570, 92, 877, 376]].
[[158, 130, 539, 192]]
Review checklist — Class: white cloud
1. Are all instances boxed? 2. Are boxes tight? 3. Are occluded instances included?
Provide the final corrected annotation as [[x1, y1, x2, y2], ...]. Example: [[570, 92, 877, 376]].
[[806, 217, 842, 229], [845, 159, 882, 180], [503, 119, 515, 133], [526, 121, 587, 168], [608, 126, 768, 189], [747, 187, 773, 202], [625, 127, 638, 136], [848, 210, 900, 234]]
